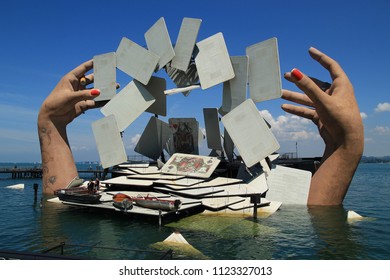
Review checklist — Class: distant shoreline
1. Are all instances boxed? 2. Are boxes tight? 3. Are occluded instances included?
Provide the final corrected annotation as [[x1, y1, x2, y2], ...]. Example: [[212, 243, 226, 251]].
[[360, 156, 390, 164], [1, 156, 389, 165]]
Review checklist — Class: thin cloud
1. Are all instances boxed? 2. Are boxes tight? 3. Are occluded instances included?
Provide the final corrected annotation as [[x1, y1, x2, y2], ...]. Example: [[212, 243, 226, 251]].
[[260, 110, 319, 142], [374, 126, 390, 135], [127, 133, 141, 150], [0, 104, 38, 121], [70, 145, 89, 152], [374, 102, 390, 112], [0, 127, 38, 143]]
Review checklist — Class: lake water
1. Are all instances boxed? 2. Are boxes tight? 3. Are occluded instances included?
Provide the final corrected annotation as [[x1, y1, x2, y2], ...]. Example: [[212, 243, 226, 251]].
[[0, 162, 389, 260]]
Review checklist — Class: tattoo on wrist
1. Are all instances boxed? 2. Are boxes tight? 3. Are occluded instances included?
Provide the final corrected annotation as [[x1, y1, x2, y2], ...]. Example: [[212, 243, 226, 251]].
[[43, 175, 56, 194], [49, 176, 56, 184]]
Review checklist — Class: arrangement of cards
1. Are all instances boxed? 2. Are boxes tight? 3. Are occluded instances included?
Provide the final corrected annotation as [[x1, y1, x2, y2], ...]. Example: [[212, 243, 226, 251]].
[[90, 17, 282, 171], [86, 17, 312, 215]]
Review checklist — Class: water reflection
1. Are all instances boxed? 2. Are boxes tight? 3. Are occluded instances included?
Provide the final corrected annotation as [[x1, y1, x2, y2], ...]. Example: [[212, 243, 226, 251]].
[[0, 182, 370, 260], [36, 202, 365, 259], [308, 206, 363, 259], [165, 214, 278, 259], [38, 196, 174, 259]]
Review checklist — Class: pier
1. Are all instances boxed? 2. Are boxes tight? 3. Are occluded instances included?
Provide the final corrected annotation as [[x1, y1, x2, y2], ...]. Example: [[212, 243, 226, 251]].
[[0, 167, 109, 179]]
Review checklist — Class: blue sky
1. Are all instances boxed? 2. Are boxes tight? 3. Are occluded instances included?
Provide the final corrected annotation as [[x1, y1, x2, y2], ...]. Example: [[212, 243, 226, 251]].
[[0, 0, 389, 162]]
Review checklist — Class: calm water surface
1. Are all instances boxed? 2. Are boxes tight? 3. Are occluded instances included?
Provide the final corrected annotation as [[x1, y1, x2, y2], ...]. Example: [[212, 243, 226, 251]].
[[0, 163, 389, 259]]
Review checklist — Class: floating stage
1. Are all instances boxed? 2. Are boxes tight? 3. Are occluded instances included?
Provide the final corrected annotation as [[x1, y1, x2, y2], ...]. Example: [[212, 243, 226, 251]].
[[48, 156, 285, 224], [49, 190, 204, 224], [48, 184, 273, 224], [48, 152, 315, 224]]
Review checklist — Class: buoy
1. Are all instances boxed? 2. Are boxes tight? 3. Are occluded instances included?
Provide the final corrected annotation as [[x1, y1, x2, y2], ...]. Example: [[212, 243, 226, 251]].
[[151, 231, 208, 259], [164, 232, 190, 244], [347, 210, 364, 220], [6, 183, 24, 189]]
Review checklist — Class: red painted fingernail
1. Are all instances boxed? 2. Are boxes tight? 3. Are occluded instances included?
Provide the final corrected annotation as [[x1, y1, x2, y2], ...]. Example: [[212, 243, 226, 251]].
[[91, 89, 100, 96], [291, 68, 304, 81]]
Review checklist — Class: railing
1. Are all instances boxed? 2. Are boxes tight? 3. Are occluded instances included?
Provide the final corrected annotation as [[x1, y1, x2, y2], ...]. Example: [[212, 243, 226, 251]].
[[42, 242, 174, 260], [0, 242, 173, 260], [0, 168, 110, 179]]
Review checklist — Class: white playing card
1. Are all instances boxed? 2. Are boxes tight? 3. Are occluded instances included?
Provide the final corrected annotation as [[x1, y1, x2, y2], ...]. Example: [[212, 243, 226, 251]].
[[93, 52, 116, 101], [100, 80, 155, 132], [203, 108, 222, 150], [116, 37, 159, 85], [145, 17, 175, 71], [171, 17, 202, 71], [92, 115, 127, 169], [134, 116, 170, 160], [266, 165, 312, 205], [195, 32, 235, 89], [221, 99, 280, 167], [246, 38, 281, 102], [144, 76, 167, 116], [221, 55, 248, 112]]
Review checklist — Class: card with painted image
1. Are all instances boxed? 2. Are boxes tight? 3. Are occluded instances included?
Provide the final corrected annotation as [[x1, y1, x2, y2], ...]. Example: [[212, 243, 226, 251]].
[[100, 80, 155, 132], [171, 17, 202, 71], [145, 17, 175, 71], [116, 37, 159, 85], [246, 38, 281, 102], [221, 99, 280, 168], [168, 118, 199, 155], [92, 115, 127, 169], [161, 153, 221, 178], [195, 32, 235, 89], [93, 52, 116, 101]]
